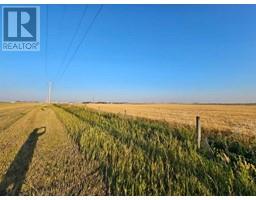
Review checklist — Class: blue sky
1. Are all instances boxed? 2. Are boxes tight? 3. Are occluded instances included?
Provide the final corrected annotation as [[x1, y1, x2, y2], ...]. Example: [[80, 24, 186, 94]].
[[0, 4, 256, 103]]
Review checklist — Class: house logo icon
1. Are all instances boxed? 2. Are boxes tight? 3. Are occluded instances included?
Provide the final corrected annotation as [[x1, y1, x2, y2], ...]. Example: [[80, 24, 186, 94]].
[[2, 6, 40, 51]]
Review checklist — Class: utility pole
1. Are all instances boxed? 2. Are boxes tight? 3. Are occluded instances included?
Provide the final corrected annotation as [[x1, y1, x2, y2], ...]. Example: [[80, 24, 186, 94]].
[[48, 81, 52, 104]]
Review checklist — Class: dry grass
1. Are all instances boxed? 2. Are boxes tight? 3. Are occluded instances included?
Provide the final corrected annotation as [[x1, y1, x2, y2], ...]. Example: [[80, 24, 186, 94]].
[[54, 104, 256, 195], [0, 103, 255, 195], [0, 104, 36, 132], [0, 104, 105, 195], [0, 103, 37, 111], [86, 104, 256, 136]]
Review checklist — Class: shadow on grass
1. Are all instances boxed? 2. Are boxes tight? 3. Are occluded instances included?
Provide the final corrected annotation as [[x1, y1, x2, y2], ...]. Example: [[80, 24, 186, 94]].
[[0, 127, 46, 195]]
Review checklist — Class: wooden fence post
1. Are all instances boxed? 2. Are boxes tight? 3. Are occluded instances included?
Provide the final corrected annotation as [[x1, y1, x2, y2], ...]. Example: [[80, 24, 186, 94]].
[[196, 116, 201, 149]]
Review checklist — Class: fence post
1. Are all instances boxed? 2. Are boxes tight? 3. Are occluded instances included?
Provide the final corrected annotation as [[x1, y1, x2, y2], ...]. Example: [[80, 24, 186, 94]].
[[196, 116, 201, 149]]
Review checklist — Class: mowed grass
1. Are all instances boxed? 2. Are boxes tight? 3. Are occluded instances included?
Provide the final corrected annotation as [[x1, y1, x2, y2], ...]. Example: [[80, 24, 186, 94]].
[[86, 103, 256, 136], [0, 104, 36, 132], [0, 103, 38, 111], [54, 104, 256, 195], [0, 105, 105, 195]]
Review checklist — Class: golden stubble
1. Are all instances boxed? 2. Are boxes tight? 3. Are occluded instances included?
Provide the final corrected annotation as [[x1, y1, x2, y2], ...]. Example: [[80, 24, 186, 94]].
[[87, 104, 256, 136]]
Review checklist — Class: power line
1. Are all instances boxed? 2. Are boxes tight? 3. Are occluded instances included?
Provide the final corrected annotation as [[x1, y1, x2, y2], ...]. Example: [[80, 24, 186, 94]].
[[57, 5, 67, 32], [55, 5, 67, 44], [54, 5, 88, 81], [44, 5, 49, 81], [57, 5, 104, 82]]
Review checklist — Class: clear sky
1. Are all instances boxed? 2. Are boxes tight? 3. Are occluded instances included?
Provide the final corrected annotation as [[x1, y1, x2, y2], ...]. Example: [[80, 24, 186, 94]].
[[0, 4, 256, 103]]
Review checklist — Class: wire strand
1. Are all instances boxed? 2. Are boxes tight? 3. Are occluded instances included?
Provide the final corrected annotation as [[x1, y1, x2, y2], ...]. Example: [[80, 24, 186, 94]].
[[44, 5, 49, 82], [57, 5, 104, 82], [54, 5, 88, 81]]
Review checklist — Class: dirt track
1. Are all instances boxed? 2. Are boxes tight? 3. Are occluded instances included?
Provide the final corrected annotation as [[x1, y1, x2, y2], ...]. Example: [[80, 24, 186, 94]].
[[0, 105, 105, 195]]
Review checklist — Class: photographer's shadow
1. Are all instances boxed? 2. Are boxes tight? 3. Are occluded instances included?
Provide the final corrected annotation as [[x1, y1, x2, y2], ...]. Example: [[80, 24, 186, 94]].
[[0, 127, 46, 195]]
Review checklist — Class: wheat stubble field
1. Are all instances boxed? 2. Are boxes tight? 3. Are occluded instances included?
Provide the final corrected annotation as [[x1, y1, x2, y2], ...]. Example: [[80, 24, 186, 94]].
[[0, 103, 255, 195], [87, 104, 256, 136]]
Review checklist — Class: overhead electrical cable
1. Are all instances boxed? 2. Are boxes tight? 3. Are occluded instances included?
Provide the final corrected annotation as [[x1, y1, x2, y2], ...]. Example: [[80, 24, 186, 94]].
[[54, 5, 88, 81], [44, 5, 49, 81], [56, 5, 104, 82]]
